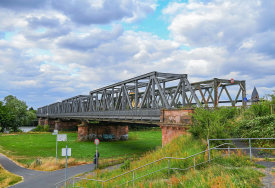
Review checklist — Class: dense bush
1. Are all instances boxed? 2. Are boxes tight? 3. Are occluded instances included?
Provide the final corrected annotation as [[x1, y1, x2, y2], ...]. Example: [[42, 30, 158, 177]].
[[32, 125, 49, 132], [242, 102, 271, 119], [235, 115, 275, 138], [190, 107, 239, 140]]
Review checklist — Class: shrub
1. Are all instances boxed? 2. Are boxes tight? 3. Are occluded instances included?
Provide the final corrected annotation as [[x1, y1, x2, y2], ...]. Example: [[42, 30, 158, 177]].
[[120, 159, 130, 170], [243, 102, 270, 119], [32, 125, 50, 132], [190, 107, 238, 140], [236, 115, 275, 138]]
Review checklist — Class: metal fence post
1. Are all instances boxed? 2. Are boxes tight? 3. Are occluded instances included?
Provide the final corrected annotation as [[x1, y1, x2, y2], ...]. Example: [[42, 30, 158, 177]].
[[249, 138, 252, 161], [72, 178, 75, 188], [193, 157, 196, 170], [228, 146, 230, 157], [207, 138, 211, 161], [168, 159, 170, 176], [133, 171, 135, 187], [102, 180, 104, 188]]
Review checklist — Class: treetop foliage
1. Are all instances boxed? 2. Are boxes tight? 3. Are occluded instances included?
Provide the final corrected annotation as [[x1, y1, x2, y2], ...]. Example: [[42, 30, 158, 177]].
[[0, 95, 36, 132]]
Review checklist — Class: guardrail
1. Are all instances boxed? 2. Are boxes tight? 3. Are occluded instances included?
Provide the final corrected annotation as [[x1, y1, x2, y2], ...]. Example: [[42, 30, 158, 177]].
[[56, 138, 275, 188], [55, 143, 232, 188], [208, 138, 275, 161]]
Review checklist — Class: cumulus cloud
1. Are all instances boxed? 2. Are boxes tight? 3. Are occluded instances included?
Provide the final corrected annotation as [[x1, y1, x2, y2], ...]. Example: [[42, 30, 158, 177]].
[[0, 0, 156, 25], [58, 25, 124, 51], [0, 0, 274, 108]]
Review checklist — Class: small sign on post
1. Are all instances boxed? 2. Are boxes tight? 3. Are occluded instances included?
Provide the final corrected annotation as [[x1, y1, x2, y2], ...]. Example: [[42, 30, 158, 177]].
[[52, 129, 58, 135], [62, 145, 71, 188], [62, 148, 71, 157], [94, 139, 100, 170], [230, 78, 234, 84], [94, 139, 99, 145], [57, 134, 67, 141], [56, 134, 67, 165]]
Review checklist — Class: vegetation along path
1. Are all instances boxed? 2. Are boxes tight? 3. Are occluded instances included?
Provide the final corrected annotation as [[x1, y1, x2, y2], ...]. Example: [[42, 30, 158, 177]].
[[0, 153, 94, 188]]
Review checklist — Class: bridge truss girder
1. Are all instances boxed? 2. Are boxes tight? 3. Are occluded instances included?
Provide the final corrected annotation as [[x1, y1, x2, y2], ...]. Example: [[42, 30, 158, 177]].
[[37, 72, 246, 121], [37, 72, 201, 121]]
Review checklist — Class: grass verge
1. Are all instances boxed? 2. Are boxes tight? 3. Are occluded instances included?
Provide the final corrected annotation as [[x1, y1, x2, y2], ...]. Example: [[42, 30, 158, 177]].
[[0, 130, 161, 171], [75, 134, 264, 188], [0, 164, 22, 188]]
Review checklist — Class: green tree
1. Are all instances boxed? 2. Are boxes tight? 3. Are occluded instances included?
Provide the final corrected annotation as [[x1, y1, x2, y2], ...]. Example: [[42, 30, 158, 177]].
[[3, 95, 28, 131], [0, 101, 13, 132]]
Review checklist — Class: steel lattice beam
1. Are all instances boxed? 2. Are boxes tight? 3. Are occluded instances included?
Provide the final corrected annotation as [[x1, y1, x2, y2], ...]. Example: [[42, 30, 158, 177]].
[[37, 72, 246, 122]]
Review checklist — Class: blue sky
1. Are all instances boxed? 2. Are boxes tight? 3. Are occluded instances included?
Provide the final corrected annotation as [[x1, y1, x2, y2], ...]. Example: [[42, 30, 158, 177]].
[[0, 0, 274, 108]]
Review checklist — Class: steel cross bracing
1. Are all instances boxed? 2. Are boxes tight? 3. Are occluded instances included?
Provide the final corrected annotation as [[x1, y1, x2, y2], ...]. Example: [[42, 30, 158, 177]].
[[37, 72, 246, 122]]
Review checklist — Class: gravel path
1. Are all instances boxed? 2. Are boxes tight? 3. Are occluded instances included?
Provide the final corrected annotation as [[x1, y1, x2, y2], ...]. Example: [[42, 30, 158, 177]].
[[0, 153, 94, 188], [255, 161, 275, 188], [232, 140, 275, 188]]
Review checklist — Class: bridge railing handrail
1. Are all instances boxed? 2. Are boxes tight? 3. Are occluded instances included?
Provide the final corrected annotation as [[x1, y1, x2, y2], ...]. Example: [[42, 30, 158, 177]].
[[55, 143, 232, 187], [55, 138, 275, 187]]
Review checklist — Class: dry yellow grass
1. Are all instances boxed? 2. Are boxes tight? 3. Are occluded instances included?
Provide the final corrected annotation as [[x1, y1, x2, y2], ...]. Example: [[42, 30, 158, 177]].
[[0, 164, 22, 188], [28, 157, 89, 171]]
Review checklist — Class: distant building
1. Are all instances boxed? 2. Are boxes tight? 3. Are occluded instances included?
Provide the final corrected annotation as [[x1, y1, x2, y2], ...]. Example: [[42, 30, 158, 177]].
[[251, 86, 259, 103]]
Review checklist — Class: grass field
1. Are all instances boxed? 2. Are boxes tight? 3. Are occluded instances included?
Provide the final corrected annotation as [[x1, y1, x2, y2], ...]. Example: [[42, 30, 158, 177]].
[[0, 129, 162, 168], [0, 164, 22, 188], [76, 134, 264, 188]]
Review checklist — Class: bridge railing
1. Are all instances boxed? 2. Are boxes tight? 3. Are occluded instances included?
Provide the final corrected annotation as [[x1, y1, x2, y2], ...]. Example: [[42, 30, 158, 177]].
[[54, 143, 233, 188]]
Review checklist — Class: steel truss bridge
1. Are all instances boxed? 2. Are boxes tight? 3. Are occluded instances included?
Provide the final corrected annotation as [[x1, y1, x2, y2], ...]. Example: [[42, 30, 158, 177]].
[[37, 72, 246, 122]]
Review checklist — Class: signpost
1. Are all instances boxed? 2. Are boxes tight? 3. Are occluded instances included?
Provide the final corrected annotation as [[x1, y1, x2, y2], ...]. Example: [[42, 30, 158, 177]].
[[52, 129, 58, 135], [56, 134, 67, 164], [94, 139, 99, 169], [230, 78, 234, 84], [62, 145, 71, 188]]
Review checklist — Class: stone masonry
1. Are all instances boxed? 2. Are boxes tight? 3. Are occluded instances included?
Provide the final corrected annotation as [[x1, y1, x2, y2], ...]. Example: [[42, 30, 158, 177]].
[[77, 122, 128, 141], [159, 108, 194, 146]]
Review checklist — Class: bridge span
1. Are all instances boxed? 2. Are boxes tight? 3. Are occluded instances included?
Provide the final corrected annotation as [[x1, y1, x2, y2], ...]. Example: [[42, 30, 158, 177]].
[[37, 71, 246, 122], [37, 72, 246, 145]]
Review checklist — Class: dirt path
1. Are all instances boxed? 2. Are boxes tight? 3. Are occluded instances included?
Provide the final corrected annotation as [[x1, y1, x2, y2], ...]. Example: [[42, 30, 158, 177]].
[[232, 140, 275, 188]]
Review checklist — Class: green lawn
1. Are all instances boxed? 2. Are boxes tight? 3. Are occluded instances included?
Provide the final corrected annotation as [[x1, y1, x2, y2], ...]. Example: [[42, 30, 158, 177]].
[[0, 129, 161, 161]]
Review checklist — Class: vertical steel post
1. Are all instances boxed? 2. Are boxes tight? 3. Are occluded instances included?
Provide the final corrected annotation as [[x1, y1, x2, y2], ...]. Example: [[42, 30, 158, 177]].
[[207, 138, 211, 161], [193, 157, 196, 170], [112, 87, 114, 110], [96, 144, 98, 170], [65, 145, 68, 188], [133, 171, 135, 186], [249, 138, 252, 161], [213, 78, 218, 108], [241, 81, 246, 107], [101, 180, 104, 188], [152, 76, 155, 108], [228, 146, 230, 157], [181, 78, 186, 106], [168, 159, 170, 176], [56, 135, 58, 165], [135, 80, 138, 110], [72, 178, 75, 188]]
